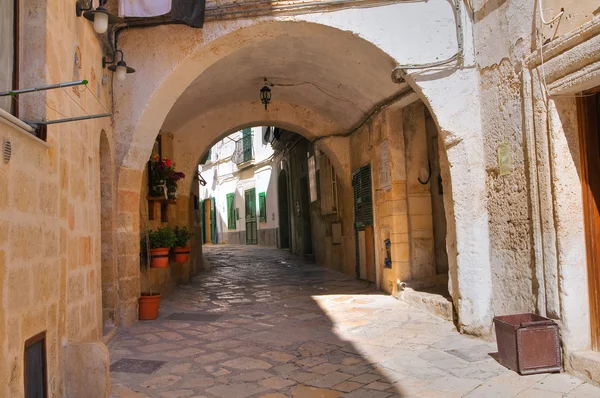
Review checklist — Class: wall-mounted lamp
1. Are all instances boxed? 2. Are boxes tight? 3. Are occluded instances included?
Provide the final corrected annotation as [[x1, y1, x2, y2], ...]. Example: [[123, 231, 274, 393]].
[[76, 0, 118, 34], [102, 50, 135, 81], [260, 78, 272, 110]]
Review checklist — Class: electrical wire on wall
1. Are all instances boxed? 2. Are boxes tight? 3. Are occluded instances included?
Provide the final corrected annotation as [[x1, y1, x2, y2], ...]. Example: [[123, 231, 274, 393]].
[[536, 0, 565, 105], [391, 0, 464, 78]]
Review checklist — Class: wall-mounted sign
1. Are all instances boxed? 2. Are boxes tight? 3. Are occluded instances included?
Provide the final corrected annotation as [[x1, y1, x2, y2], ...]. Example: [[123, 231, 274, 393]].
[[498, 142, 512, 176], [379, 140, 392, 191]]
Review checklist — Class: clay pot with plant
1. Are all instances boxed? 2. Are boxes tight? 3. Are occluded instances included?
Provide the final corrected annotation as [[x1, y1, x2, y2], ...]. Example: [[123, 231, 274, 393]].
[[172, 226, 193, 263], [146, 227, 176, 268]]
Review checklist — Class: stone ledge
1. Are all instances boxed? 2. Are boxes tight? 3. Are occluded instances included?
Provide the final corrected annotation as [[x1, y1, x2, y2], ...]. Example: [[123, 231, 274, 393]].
[[399, 287, 454, 321], [0, 108, 49, 148], [567, 350, 600, 386]]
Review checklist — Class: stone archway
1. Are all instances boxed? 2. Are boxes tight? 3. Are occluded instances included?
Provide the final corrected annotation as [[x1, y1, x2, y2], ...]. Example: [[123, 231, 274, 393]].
[[113, 16, 492, 335]]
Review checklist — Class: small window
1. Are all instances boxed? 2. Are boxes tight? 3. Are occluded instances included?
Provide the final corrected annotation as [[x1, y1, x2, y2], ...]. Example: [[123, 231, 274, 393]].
[[0, 0, 17, 115], [258, 192, 267, 223], [24, 332, 47, 398]]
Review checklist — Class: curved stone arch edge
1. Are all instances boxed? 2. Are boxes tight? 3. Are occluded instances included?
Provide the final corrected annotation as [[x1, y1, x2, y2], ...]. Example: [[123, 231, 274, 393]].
[[112, 21, 491, 334]]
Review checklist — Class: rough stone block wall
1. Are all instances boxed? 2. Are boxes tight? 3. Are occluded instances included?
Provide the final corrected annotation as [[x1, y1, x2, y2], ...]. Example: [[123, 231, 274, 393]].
[[139, 133, 194, 294], [349, 108, 423, 294], [0, 0, 114, 394], [403, 102, 435, 281]]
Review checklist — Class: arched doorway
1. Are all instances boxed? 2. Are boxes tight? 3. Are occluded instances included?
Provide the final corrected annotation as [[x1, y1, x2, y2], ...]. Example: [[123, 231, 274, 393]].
[[278, 168, 290, 249], [99, 131, 116, 334]]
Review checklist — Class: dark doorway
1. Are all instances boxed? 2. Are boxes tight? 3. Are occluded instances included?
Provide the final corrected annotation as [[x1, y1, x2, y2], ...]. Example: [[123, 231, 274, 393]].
[[299, 176, 313, 258], [579, 89, 600, 350], [278, 169, 291, 249]]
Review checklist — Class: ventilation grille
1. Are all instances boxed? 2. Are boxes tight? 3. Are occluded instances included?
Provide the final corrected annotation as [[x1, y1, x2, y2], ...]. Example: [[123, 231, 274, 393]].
[[3, 140, 11, 164], [25, 336, 46, 398]]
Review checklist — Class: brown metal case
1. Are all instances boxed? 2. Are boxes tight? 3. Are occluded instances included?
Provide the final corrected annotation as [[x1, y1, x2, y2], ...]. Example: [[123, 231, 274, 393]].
[[493, 313, 562, 375]]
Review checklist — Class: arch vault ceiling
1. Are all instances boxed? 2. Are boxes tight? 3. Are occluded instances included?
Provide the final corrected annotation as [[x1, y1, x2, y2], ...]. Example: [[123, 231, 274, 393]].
[[161, 23, 402, 134]]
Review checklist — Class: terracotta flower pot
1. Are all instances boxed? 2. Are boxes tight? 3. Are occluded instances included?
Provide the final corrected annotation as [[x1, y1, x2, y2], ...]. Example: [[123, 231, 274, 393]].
[[139, 293, 161, 320], [150, 248, 170, 268], [172, 246, 190, 263]]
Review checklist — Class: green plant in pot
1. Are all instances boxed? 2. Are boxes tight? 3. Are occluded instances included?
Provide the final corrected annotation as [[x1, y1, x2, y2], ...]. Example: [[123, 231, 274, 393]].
[[146, 227, 176, 268], [172, 226, 193, 263]]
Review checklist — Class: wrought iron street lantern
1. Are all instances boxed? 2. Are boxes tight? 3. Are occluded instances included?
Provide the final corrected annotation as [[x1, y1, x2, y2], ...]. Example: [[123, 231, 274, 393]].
[[260, 78, 272, 110], [103, 50, 136, 81], [76, 0, 118, 34]]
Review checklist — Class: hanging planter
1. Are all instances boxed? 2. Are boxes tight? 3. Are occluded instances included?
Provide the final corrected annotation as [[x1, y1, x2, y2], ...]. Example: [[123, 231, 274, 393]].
[[172, 226, 193, 263], [143, 227, 176, 268], [172, 246, 190, 263], [149, 248, 170, 268], [139, 293, 161, 320]]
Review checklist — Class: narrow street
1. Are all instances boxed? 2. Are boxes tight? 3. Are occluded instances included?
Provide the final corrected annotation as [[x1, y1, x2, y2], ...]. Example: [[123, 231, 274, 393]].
[[109, 246, 599, 398]]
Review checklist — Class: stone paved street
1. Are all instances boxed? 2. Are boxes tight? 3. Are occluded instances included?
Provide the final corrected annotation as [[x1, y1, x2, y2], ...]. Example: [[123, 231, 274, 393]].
[[109, 246, 600, 398]]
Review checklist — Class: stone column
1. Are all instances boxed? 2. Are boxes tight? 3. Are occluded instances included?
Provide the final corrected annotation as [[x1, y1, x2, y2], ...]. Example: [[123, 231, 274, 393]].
[[410, 68, 493, 336], [115, 166, 143, 326]]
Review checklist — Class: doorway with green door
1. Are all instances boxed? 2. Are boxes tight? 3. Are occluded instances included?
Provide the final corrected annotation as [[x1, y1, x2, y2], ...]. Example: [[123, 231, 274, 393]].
[[245, 188, 258, 245], [201, 198, 217, 244]]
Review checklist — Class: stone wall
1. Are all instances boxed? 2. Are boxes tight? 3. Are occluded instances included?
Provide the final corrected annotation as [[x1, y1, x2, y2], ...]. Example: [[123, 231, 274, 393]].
[[139, 132, 193, 295], [0, 0, 114, 393]]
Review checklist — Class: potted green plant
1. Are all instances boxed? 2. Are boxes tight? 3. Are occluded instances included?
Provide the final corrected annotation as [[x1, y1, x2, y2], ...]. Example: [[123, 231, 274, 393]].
[[146, 227, 176, 268], [172, 226, 193, 263]]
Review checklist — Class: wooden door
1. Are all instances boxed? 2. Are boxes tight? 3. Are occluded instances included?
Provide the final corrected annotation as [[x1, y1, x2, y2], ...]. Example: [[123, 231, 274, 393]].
[[245, 188, 257, 244], [200, 199, 205, 244], [365, 225, 375, 282], [579, 90, 600, 350], [204, 200, 212, 244]]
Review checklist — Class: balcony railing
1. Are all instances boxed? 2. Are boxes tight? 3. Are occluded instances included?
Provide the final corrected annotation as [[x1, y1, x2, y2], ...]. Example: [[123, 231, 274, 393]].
[[232, 133, 254, 165]]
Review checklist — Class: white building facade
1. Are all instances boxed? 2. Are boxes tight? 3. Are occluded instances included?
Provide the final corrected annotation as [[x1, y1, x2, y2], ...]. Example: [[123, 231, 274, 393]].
[[198, 126, 279, 246]]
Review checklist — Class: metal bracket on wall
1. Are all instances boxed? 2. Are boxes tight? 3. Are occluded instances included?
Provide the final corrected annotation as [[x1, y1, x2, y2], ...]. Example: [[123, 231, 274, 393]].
[[0, 79, 112, 127]]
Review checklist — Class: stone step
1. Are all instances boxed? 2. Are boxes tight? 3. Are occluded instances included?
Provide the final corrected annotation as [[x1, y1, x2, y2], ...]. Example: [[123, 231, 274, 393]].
[[399, 287, 454, 321]]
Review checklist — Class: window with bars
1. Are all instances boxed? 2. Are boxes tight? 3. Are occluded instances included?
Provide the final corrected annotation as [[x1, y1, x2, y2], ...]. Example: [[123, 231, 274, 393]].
[[226, 193, 236, 229], [24, 332, 47, 398], [258, 192, 267, 223], [232, 129, 255, 165]]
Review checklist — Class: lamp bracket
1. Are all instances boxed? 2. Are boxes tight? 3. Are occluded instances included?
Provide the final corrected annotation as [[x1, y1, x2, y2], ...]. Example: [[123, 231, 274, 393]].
[[102, 56, 112, 69], [76, 0, 108, 17]]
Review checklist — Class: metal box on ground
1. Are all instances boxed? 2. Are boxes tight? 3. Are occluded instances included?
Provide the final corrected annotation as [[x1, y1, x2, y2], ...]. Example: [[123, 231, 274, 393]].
[[493, 313, 562, 375]]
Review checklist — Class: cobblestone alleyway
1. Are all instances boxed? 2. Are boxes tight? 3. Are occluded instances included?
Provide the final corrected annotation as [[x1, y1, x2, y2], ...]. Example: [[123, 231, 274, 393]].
[[109, 246, 600, 398]]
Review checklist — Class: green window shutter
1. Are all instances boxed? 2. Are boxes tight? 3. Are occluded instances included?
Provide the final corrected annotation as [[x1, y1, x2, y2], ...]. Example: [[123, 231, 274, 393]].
[[259, 192, 266, 223], [206, 148, 211, 161], [242, 128, 253, 162], [360, 164, 373, 224], [227, 193, 235, 229]]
